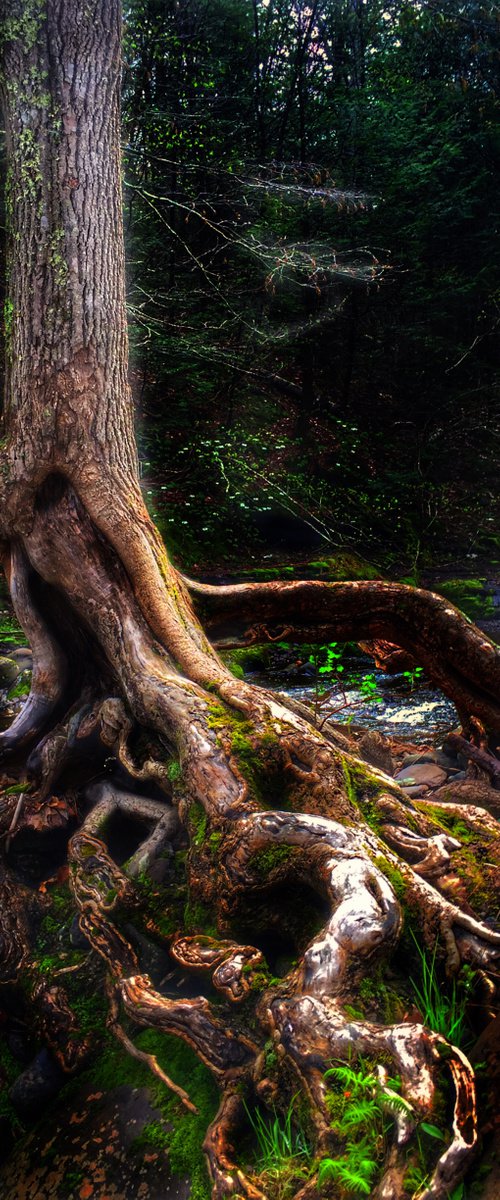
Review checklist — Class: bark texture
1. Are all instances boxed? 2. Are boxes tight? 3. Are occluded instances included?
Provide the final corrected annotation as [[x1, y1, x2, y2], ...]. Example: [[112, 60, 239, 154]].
[[0, 5, 499, 1200]]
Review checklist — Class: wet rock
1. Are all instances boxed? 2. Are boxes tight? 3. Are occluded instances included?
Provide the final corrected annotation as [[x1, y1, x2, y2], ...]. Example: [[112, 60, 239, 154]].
[[9, 1048, 64, 1118], [395, 763, 447, 789], [148, 854, 176, 884], [9, 648, 33, 666], [401, 752, 437, 767], [124, 925, 171, 987], [358, 730, 393, 775], [434, 749, 460, 771], [70, 914, 91, 950], [6, 1027, 36, 1067], [0, 1084, 193, 1199], [0, 658, 20, 687]]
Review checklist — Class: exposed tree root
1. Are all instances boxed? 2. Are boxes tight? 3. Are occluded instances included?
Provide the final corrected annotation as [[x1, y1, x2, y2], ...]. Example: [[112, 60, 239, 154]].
[[0, 480, 498, 1199], [106, 978, 198, 1112], [188, 576, 500, 735]]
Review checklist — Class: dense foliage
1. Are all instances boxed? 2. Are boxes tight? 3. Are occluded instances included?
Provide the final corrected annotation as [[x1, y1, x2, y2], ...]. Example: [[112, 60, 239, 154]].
[[2, 1, 499, 570], [117, 0, 500, 572]]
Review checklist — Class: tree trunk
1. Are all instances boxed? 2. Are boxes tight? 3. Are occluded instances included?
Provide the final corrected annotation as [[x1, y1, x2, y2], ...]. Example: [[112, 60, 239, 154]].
[[0, 5, 499, 1200]]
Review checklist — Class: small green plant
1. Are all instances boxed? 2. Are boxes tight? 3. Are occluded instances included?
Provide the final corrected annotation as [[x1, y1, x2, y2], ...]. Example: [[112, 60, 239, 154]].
[[307, 642, 345, 725], [319, 1062, 413, 1197], [305, 645, 383, 727], [358, 673, 383, 704], [402, 666, 424, 691], [409, 933, 475, 1045], [244, 1095, 311, 1197], [244, 1095, 309, 1168]]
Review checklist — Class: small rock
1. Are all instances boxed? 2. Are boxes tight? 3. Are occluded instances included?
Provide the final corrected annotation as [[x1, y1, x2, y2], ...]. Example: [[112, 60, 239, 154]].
[[70, 915, 91, 949], [358, 730, 393, 775], [9, 1049, 64, 1118], [395, 763, 447, 788], [401, 784, 428, 798], [148, 855, 175, 884], [124, 924, 171, 986], [401, 752, 437, 767], [0, 658, 19, 687], [435, 750, 460, 771]]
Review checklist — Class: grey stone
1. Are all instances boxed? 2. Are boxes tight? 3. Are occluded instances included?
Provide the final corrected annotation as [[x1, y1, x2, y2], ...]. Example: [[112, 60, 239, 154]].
[[435, 750, 460, 771], [9, 1049, 64, 1118], [0, 658, 19, 687], [358, 730, 393, 775], [395, 763, 447, 788], [401, 752, 437, 767]]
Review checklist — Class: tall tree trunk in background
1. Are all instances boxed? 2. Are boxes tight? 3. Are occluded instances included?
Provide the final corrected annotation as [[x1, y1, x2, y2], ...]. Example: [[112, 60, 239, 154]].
[[0, 5, 500, 1200]]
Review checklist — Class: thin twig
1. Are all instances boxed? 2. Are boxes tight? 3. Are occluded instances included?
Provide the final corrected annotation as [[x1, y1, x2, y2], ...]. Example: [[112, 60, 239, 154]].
[[106, 980, 197, 1113], [5, 792, 25, 851]]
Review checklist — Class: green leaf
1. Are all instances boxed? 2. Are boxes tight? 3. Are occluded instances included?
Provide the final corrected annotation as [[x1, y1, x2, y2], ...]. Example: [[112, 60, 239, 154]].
[[420, 1122, 446, 1141]]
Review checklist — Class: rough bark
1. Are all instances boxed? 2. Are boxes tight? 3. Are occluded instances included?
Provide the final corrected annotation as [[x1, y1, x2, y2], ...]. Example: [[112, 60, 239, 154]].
[[0, 4, 498, 1200]]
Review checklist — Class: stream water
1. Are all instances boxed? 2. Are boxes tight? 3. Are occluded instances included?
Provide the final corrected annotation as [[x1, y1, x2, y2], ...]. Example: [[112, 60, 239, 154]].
[[246, 656, 458, 744]]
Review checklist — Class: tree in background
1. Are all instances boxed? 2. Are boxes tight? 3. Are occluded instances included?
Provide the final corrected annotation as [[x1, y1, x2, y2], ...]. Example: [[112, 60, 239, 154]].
[[119, 0, 500, 570]]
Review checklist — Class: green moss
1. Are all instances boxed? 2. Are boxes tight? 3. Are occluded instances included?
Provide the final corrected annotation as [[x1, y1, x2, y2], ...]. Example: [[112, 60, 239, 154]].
[[7, 673, 31, 699], [184, 897, 218, 937], [206, 701, 283, 808], [167, 759, 182, 783], [245, 967, 280, 992], [435, 578, 494, 620], [3, 781, 30, 795], [453, 846, 497, 917], [416, 804, 476, 845], [61, 1028, 218, 1200], [189, 800, 208, 848], [249, 844, 295, 878], [372, 854, 408, 901], [220, 645, 272, 673], [341, 760, 356, 806], [3, 297, 14, 353], [343, 758, 388, 827], [0, 1036, 25, 1131], [1, 0, 45, 51], [358, 965, 407, 1024], [308, 552, 379, 580], [69, 991, 108, 1036], [403, 1164, 429, 1195], [344, 1002, 365, 1020], [80, 842, 96, 859]]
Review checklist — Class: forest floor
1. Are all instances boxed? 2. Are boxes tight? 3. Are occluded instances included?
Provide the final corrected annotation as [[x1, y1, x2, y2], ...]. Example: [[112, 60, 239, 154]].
[[0, 552, 498, 1200]]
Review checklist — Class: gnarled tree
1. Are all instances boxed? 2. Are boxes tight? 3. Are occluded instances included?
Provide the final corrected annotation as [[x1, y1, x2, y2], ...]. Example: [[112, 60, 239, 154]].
[[0, 2, 499, 1198]]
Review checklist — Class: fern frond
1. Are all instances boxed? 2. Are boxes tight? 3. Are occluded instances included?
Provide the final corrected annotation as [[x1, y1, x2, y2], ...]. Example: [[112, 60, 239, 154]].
[[339, 1099, 379, 1130], [382, 1093, 414, 1115], [318, 1157, 374, 1194]]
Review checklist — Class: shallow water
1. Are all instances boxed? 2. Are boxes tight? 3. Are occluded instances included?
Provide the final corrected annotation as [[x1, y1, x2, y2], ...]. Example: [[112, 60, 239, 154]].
[[248, 660, 458, 744]]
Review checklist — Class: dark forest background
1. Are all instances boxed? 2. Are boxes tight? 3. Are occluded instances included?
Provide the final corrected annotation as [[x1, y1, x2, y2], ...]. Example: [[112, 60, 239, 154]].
[[3, 0, 500, 579]]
